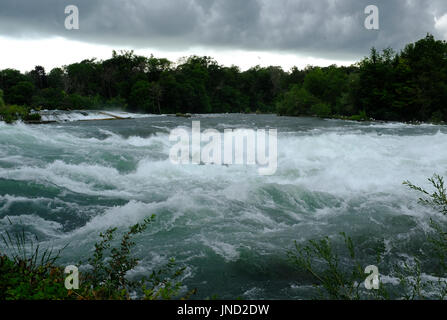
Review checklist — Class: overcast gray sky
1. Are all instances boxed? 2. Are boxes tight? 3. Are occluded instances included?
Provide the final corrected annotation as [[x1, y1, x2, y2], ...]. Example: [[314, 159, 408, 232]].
[[1, 0, 447, 72]]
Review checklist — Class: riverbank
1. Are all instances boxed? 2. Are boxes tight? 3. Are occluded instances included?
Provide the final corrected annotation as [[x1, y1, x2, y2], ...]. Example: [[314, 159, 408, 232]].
[[0, 109, 164, 124], [2, 108, 446, 127]]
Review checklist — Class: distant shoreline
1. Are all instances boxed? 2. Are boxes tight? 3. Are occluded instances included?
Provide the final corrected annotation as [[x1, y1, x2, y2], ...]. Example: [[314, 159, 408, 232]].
[[12, 110, 445, 126]]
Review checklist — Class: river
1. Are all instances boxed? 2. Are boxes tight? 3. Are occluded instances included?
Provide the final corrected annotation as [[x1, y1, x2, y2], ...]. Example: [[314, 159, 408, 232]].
[[1, 114, 446, 299]]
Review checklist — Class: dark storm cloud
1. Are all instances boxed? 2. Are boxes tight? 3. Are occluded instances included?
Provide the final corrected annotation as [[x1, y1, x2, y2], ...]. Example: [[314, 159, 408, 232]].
[[0, 0, 446, 59]]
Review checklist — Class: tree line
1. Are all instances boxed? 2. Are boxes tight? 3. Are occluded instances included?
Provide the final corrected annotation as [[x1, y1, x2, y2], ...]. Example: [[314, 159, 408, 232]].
[[1, 34, 446, 122]]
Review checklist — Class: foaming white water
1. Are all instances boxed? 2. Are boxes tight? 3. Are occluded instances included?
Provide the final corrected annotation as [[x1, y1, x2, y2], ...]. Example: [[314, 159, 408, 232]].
[[39, 110, 164, 122], [2, 117, 447, 299], [276, 131, 447, 196], [200, 237, 241, 262], [2, 122, 447, 208], [0, 215, 63, 239], [0, 121, 170, 152], [77, 200, 157, 232]]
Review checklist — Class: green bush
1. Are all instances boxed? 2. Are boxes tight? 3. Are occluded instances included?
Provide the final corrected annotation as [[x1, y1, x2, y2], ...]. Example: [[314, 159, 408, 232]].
[[0, 105, 28, 123], [8, 81, 35, 106], [31, 88, 67, 109], [276, 85, 319, 116], [65, 94, 93, 109], [311, 102, 332, 118], [0, 223, 67, 300], [288, 233, 387, 300], [289, 174, 447, 300], [0, 105, 41, 123], [23, 112, 42, 122], [430, 111, 445, 124], [349, 110, 369, 121], [0, 255, 68, 300], [0, 215, 194, 300], [102, 97, 128, 110]]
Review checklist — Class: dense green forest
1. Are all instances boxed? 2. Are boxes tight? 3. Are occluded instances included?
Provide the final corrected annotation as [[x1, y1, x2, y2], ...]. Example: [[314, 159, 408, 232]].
[[1, 34, 447, 122]]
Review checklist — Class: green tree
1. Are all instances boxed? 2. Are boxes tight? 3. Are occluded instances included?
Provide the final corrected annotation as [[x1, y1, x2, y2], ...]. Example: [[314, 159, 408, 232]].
[[357, 48, 399, 120], [65, 59, 102, 96], [47, 68, 65, 90], [276, 85, 319, 116], [303, 66, 348, 109], [148, 82, 162, 114], [32, 88, 67, 109], [311, 102, 332, 117], [1, 34, 447, 120], [399, 34, 447, 121], [0, 69, 29, 104], [0, 89, 5, 108], [129, 80, 152, 112], [9, 81, 35, 106], [175, 56, 213, 113], [303, 67, 327, 98], [28, 66, 47, 90]]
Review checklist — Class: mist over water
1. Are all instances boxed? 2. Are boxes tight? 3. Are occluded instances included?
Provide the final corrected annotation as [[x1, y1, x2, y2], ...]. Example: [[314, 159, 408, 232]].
[[1, 114, 447, 299]]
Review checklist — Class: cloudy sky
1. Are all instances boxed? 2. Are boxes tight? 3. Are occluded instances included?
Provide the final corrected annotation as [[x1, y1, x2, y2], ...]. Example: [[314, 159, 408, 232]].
[[1, 0, 447, 72]]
